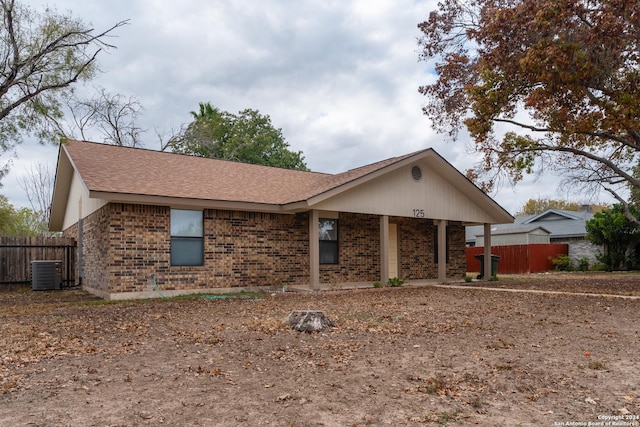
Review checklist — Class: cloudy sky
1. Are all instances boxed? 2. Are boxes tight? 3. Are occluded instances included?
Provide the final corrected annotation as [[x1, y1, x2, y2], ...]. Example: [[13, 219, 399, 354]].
[[1, 0, 604, 215]]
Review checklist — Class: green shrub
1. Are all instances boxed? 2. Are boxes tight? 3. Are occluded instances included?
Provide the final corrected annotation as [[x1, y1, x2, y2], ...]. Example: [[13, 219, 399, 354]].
[[373, 281, 383, 288], [577, 257, 590, 271], [551, 254, 572, 271], [388, 277, 404, 287]]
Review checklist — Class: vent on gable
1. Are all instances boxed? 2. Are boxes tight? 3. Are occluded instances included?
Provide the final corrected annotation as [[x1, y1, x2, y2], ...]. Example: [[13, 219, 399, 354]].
[[411, 166, 422, 181]]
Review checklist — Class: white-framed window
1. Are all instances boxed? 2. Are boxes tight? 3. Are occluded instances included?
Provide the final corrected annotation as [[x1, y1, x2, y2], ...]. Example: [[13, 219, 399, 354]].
[[171, 209, 204, 266], [319, 218, 338, 264]]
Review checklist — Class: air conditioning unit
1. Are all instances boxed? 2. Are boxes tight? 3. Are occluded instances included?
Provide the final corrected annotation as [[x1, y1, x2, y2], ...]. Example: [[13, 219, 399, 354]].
[[31, 260, 62, 291]]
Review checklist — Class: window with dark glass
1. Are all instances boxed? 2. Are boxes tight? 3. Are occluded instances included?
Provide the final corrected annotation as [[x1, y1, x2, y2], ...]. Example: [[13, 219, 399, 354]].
[[171, 209, 204, 266], [319, 218, 338, 264]]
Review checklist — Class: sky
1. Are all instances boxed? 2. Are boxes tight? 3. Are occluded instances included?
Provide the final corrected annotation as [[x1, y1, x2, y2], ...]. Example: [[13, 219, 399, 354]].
[[1, 0, 608, 215]]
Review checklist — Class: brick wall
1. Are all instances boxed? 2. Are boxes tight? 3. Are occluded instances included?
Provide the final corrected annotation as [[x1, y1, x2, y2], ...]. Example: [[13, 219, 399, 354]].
[[71, 203, 310, 294], [67, 203, 466, 297], [320, 212, 381, 283], [108, 204, 170, 293], [66, 204, 111, 293], [395, 216, 436, 280], [320, 214, 466, 284], [197, 210, 310, 288], [395, 218, 465, 280], [447, 222, 466, 279]]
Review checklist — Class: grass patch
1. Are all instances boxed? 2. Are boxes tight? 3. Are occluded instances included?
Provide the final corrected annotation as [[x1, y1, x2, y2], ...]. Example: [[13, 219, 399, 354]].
[[588, 360, 608, 370], [434, 409, 461, 425]]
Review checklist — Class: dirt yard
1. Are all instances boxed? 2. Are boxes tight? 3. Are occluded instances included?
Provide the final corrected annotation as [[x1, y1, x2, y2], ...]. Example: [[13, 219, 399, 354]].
[[1, 273, 639, 426]]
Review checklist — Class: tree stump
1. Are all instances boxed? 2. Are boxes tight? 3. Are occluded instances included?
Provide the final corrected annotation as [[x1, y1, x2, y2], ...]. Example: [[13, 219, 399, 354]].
[[285, 310, 335, 333]]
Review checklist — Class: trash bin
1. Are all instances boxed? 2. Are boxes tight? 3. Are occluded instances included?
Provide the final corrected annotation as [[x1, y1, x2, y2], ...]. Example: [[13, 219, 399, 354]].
[[474, 254, 500, 279]]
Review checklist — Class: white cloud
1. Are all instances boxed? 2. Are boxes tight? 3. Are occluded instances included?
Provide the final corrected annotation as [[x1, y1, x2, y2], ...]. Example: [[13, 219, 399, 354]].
[[2, 0, 613, 215]]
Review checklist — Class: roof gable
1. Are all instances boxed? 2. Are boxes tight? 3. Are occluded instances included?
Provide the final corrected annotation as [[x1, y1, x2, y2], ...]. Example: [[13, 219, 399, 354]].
[[522, 209, 583, 224], [307, 152, 512, 223]]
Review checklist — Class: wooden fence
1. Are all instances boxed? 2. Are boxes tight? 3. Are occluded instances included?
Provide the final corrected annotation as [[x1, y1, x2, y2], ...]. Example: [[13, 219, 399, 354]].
[[466, 243, 569, 274], [0, 236, 76, 288]]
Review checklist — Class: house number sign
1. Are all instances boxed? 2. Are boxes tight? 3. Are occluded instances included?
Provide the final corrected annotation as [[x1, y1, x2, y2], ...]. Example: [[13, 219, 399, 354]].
[[413, 209, 425, 218]]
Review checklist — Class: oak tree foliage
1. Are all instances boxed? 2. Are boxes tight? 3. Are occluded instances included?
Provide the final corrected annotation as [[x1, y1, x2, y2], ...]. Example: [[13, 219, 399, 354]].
[[418, 0, 640, 223], [169, 102, 308, 170]]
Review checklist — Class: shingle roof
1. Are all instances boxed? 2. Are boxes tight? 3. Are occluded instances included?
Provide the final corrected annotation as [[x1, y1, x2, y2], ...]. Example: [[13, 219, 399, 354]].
[[62, 140, 423, 205], [466, 209, 594, 242], [474, 225, 550, 237]]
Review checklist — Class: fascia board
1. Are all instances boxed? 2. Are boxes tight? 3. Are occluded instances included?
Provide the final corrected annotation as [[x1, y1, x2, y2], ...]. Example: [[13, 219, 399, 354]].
[[88, 191, 288, 213], [49, 144, 76, 231]]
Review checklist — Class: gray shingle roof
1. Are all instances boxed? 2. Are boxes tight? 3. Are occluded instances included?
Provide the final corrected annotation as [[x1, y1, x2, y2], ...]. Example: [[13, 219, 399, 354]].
[[466, 209, 594, 242]]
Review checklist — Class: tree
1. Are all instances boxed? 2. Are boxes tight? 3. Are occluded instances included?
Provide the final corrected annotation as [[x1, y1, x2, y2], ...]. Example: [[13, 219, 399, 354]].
[[418, 0, 640, 224], [169, 103, 308, 170], [0, 0, 128, 184], [516, 198, 581, 216], [56, 87, 145, 147], [515, 197, 609, 216], [0, 195, 40, 236], [586, 204, 640, 270], [18, 162, 53, 235]]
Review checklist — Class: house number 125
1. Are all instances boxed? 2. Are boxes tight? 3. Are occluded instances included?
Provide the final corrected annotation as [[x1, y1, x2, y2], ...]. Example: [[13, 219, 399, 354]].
[[413, 209, 425, 218]]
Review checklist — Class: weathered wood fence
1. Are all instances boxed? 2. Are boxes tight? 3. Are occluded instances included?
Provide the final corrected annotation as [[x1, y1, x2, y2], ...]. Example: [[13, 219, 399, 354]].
[[0, 236, 76, 288]]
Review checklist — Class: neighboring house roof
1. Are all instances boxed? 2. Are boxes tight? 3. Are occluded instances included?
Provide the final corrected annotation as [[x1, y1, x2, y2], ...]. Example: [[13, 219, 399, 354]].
[[466, 208, 594, 243], [474, 225, 551, 237], [50, 140, 514, 231]]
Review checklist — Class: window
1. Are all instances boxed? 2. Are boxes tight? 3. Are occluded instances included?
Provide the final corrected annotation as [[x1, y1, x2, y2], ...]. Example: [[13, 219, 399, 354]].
[[171, 209, 204, 266], [319, 218, 338, 264]]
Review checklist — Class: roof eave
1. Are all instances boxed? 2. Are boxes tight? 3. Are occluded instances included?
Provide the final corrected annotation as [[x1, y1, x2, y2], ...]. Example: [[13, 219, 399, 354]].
[[89, 191, 290, 213], [49, 144, 74, 231]]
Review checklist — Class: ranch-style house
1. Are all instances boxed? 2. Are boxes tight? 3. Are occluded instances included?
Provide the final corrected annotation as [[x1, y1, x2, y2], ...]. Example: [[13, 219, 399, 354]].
[[50, 140, 513, 300]]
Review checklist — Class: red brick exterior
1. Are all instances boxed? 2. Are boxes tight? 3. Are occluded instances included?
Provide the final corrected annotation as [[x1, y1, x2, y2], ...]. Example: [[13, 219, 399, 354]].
[[63, 203, 466, 297], [392, 217, 465, 281], [320, 213, 381, 283]]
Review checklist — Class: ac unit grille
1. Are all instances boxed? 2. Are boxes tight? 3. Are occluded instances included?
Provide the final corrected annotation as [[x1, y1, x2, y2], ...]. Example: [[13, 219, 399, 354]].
[[31, 261, 62, 291]]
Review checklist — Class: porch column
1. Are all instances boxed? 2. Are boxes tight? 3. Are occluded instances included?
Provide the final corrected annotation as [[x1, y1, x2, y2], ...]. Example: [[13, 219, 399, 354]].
[[309, 209, 320, 289], [380, 215, 390, 284], [437, 219, 447, 281], [483, 223, 492, 280]]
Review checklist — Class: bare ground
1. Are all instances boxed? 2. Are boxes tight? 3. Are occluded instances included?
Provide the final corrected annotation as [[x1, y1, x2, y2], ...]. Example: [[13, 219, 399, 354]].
[[1, 273, 639, 426]]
